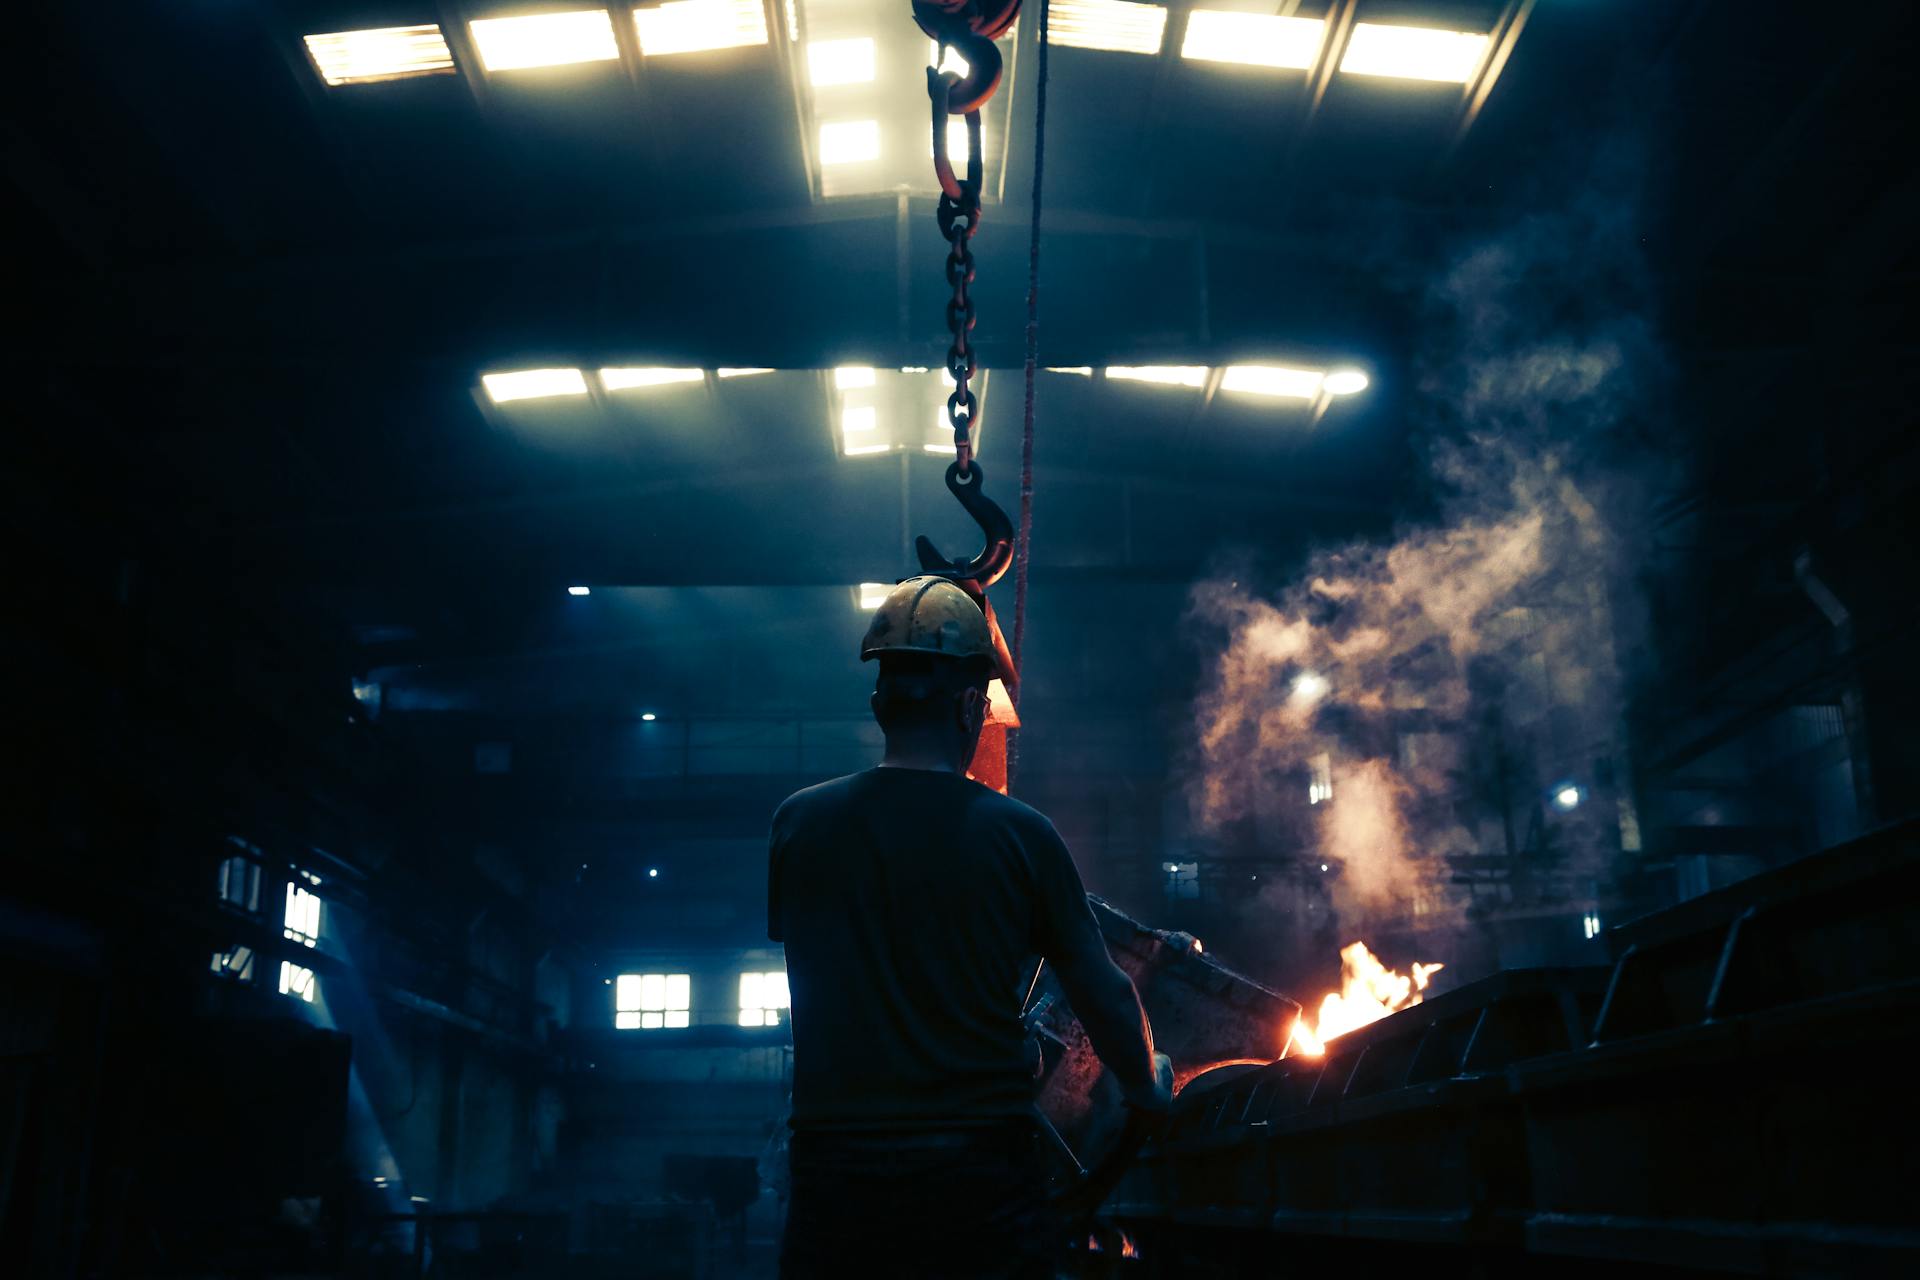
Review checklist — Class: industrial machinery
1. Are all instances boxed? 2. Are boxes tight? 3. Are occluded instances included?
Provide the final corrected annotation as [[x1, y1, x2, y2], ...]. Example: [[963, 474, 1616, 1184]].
[[1072, 819, 1920, 1276]]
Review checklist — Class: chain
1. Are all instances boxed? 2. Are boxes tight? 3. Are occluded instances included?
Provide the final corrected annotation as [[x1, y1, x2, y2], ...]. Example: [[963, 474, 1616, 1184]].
[[934, 94, 984, 477]]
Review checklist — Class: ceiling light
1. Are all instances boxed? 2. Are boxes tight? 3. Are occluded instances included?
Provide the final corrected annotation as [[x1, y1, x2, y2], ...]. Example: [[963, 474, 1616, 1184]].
[[567, 585, 591, 596], [819, 120, 881, 165], [834, 366, 877, 390], [635, 0, 767, 57], [600, 367, 704, 390], [1107, 366, 1207, 388], [810, 37, 875, 85], [843, 405, 878, 433], [1221, 365, 1323, 399], [303, 25, 455, 86], [469, 11, 620, 72], [1181, 12, 1323, 70], [482, 368, 590, 403], [641, 712, 658, 722], [1047, 0, 1168, 56], [843, 442, 892, 457], [1323, 369, 1369, 395], [1340, 23, 1490, 84], [858, 582, 892, 609], [717, 367, 774, 377]]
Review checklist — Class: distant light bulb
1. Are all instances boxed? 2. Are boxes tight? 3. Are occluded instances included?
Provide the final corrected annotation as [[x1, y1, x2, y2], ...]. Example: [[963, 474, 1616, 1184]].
[[1320, 863, 1329, 872], [648, 868, 659, 879], [1292, 671, 1330, 702], [567, 586, 591, 596], [1554, 785, 1582, 810], [1323, 369, 1369, 396], [641, 712, 658, 722]]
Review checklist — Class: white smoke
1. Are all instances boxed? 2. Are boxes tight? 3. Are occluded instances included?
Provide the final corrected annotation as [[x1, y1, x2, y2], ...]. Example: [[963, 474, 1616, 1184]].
[[1187, 145, 1667, 932]]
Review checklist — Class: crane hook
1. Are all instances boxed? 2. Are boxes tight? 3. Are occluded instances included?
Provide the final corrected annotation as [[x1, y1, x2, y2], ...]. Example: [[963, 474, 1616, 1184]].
[[915, 460, 1015, 591], [913, 0, 1022, 116]]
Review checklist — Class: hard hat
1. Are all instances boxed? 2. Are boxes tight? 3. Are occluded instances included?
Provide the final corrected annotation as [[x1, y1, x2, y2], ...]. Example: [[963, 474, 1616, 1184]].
[[860, 576, 995, 664]]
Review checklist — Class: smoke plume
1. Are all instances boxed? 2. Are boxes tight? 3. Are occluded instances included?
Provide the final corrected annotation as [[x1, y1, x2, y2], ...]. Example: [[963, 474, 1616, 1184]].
[[1187, 137, 1667, 934]]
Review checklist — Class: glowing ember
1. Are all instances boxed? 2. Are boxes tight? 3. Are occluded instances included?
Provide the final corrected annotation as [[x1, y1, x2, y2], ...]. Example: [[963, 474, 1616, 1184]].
[[1289, 941, 1443, 1056]]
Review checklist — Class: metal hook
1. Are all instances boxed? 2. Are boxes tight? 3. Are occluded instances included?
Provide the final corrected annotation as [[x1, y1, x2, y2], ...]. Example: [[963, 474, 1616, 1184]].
[[915, 460, 1015, 590], [914, 0, 1020, 115]]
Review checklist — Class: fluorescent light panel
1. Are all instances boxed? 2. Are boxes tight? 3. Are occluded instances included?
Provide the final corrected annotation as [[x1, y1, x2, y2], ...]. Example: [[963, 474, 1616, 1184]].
[[810, 37, 875, 85], [1340, 23, 1490, 84], [1107, 365, 1207, 388], [635, 0, 768, 58], [483, 368, 589, 403], [600, 367, 703, 390], [1220, 365, 1323, 398], [469, 11, 619, 72], [819, 120, 880, 165], [304, 25, 455, 86], [1048, 0, 1168, 56], [1182, 12, 1323, 71]]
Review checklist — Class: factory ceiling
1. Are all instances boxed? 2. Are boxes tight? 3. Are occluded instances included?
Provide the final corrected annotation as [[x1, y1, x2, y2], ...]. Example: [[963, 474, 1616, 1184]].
[[9, 0, 1916, 724]]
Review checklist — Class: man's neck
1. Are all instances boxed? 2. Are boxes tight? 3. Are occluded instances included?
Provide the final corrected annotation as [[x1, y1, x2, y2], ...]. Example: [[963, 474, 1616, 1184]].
[[878, 736, 966, 774]]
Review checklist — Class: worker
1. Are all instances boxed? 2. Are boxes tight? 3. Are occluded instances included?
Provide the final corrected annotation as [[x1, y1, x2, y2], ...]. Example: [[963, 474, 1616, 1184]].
[[767, 576, 1168, 1278]]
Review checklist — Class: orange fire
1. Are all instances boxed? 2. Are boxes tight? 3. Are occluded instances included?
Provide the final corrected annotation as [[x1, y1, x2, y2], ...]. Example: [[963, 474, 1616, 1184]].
[[1288, 941, 1443, 1056]]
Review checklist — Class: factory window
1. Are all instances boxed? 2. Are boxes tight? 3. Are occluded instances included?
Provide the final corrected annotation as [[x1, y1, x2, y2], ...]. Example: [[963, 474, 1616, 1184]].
[[217, 853, 262, 914], [284, 877, 322, 948], [616, 973, 690, 1030], [210, 945, 256, 983], [1308, 753, 1334, 805], [738, 971, 789, 1027], [1162, 861, 1199, 900], [280, 962, 316, 1003]]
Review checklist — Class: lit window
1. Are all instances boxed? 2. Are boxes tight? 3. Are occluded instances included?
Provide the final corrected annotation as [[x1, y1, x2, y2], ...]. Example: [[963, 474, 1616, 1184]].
[[717, 367, 774, 378], [857, 582, 892, 610], [304, 25, 456, 86], [210, 945, 256, 982], [284, 881, 321, 948], [739, 971, 790, 1027], [929, 39, 971, 79], [280, 962, 316, 1003], [1181, 12, 1323, 70], [616, 972, 690, 1029], [1309, 753, 1333, 805], [1047, 0, 1168, 56], [1107, 366, 1207, 388], [482, 368, 589, 403], [217, 853, 262, 914], [635, 0, 769, 57], [809, 37, 875, 86], [834, 366, 877, 389], [819, 120, 881, 165], [931, 119, 992, 163], [1163, 861, 1199, 900], [469, 11, 620, 73], [842, 404, 878, 434], [1221, 365, 1324, 399], [600, 367, 704, 390], [1340, 23, 1490, 84]]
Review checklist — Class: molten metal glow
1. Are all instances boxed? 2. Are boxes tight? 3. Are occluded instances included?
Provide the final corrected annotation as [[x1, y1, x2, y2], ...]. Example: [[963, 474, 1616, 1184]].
[[1289, 941, 1443, 1055]]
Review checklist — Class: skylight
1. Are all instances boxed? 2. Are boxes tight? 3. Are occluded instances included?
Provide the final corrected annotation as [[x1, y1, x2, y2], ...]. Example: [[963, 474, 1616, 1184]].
[[809, 37, 876, 86], [303, 25, 456, 86], [599, 367, 704, 390], [819, 120, 881, 165], [468, 11, 620, 72], [717, 368, 775, 377], [1340, 23, 1490, 84], [1107, 366, 1207, 388], [1047, 0, 1168, 56], [1220, 365, 1324, 398], [1181, 12, 1324, 71], [634, 0, 769, 58], [482, 368, 590, 403]]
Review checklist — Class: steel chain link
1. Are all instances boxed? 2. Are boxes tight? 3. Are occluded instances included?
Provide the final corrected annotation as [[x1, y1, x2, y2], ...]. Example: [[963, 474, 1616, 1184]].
[[938, 129, 982, 474]]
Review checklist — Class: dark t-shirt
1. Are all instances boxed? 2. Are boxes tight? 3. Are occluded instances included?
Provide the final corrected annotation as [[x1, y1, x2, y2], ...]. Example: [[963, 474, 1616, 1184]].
[[768, 767, 1105, 1131]]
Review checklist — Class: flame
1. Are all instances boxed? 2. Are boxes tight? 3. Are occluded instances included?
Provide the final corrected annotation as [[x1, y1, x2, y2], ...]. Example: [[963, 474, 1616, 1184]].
[[1288, 941, 1442, 1056]]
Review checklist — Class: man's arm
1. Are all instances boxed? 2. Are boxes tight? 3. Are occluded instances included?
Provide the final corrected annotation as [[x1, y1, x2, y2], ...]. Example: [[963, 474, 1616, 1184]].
[[1031, 825, 1167, 1112]]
